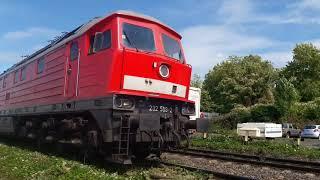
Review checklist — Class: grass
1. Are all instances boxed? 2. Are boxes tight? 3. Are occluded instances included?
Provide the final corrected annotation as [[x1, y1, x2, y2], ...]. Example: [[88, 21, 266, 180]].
[[191, 134, 320, 160], [0, 141, 206, 180]]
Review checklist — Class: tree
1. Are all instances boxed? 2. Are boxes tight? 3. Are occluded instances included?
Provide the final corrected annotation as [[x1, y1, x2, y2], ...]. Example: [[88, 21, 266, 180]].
[[190, 74, 213, 112], [200, 89, 214, 112], [190, 74, 202, 88], [274, 77, 300, 116], [203, 55, 277, 113], [283, 43, 320, 101]]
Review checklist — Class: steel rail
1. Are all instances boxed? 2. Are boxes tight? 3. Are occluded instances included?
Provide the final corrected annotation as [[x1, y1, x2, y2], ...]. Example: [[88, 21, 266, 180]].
[[165, 148, 320, 173], [160, 161, 253, 180]]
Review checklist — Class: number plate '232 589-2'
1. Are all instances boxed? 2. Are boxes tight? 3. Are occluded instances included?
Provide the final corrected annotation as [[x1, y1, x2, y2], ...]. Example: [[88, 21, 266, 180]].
[[148, 105, 173, 113]]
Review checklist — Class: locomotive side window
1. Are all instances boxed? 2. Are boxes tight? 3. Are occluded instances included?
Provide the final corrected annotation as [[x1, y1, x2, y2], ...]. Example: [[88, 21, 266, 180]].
[[70, 42, 79, 61], [14, 70, 20, 83], [21, 66, 27, 81], [122, 23, 155, 52], [89, 35, 95, 54], [3, 75, 7, 88], [93, 32, 103, 52], [89, 30, 111, 54], [0, 78, 2, 89], [162, 34, 184, 62], [37, 58, 45, 74], [101, 30, 111, 49]]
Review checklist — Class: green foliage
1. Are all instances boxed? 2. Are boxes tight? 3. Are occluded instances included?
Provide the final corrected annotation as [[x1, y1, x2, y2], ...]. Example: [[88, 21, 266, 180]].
[[200, 89, 214, 112], [190, 74, 215, 112], [212, 104, 280, 129], [250, 104, 281, 123], [282, 98, 320, 127], [206, 121, 238, 135], [0, 144, 118, 180], [191, 135, 320, 160], [190, 74, 202, 88], [229, 106, 251, 127], [283, 43, 320, 101], [203, 55, 277, 113], [0, 143, 204, 179], [274, 77, 300, 116]]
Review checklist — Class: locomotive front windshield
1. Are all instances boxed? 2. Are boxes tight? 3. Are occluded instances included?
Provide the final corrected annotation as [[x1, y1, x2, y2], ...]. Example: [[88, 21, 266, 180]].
[[122, 23, 155, 52], [162, 34, 184, 62]]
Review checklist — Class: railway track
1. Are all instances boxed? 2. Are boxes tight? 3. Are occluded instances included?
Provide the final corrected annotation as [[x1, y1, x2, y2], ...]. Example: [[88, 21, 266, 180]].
[[165, 148, 320, 173]]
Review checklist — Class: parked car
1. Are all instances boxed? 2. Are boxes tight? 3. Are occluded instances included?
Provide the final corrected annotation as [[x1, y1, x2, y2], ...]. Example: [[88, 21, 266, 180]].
[[301, 125, 320, 140], [282, 123, 301, 138]]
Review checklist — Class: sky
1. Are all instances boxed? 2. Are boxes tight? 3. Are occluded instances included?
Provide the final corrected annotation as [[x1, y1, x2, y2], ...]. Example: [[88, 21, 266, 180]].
[[1, 0, 320, 77]]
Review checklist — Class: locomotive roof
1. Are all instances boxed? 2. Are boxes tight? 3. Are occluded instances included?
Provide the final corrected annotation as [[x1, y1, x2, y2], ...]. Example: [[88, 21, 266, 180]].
[[0, 10, 180, 77]]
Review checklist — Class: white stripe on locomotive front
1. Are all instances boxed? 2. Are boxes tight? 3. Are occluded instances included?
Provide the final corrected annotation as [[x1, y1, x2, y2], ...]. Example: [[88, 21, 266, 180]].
[[123, 75, 186, 98]]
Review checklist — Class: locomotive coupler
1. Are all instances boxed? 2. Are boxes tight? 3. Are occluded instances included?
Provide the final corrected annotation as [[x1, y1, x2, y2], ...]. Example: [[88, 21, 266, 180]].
[[184, 118, 210, 133]]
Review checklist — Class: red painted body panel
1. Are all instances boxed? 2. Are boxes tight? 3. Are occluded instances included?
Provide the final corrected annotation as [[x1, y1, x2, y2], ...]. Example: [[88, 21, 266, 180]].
[[0, 12, 192, 111]]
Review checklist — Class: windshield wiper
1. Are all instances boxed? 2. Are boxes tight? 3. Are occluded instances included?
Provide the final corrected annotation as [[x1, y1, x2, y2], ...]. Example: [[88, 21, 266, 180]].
[[123, 31, 139, 52]]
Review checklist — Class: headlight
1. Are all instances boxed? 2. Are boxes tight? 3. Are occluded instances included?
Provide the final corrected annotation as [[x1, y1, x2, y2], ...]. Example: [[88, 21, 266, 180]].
[[114, 96, 134, 109], [182, 103, 195, 115], [159, 64, 170, 78]]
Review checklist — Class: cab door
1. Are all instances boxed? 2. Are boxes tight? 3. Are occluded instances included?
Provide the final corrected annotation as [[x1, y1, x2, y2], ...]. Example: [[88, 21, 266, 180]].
[[66, 41, 80, 99]]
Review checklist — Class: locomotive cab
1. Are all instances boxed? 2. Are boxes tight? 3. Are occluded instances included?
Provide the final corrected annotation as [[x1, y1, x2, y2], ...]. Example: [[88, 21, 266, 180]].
[[118, 16, 191, 100]]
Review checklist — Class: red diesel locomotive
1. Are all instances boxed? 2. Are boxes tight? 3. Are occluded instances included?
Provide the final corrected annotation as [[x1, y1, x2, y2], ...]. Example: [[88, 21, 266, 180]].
[[0, 11, 206, 164]]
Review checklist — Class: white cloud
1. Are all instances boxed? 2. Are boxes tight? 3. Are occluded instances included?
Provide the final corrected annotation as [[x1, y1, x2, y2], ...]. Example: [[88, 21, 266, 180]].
[[218, 0, 253, 24], [181, 25, 278, 75], [293, 0, 320, 10], [216, 0, 282, 25], [261, 51, 292, 68], [2, 27, 59, 40], [261, 38, 320, 69], [215, 0, 320, 25]]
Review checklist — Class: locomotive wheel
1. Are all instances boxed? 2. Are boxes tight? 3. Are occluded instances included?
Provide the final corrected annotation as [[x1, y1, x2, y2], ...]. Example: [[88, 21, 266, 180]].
[[79, 145, 98, 164], [55, 142, 64, 156], [135, 151, 150, 159], [134, 143, 152, 159], [36, 138, 42, 150], [36, 129, 46, 150]]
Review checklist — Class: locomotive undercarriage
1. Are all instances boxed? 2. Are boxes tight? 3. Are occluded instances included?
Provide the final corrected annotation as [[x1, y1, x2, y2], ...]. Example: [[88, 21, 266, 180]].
[[0, 96, 202, 164]]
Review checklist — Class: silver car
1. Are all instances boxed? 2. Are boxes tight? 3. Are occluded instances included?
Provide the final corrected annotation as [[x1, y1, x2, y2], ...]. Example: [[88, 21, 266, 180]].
[[282, 123, 301, 138], [301, 125, 320, 140]]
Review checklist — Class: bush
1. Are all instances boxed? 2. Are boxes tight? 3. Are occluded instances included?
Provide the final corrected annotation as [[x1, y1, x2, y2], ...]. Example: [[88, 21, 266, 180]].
[[250, 104, 281, 123], [213, 104, 280, 129], [283, 98, 320, 127], [230, 106, 251, 123]]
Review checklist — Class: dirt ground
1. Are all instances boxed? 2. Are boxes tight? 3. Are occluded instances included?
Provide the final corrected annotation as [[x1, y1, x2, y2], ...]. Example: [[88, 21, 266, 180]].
[[300, 138, 320, 149]]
